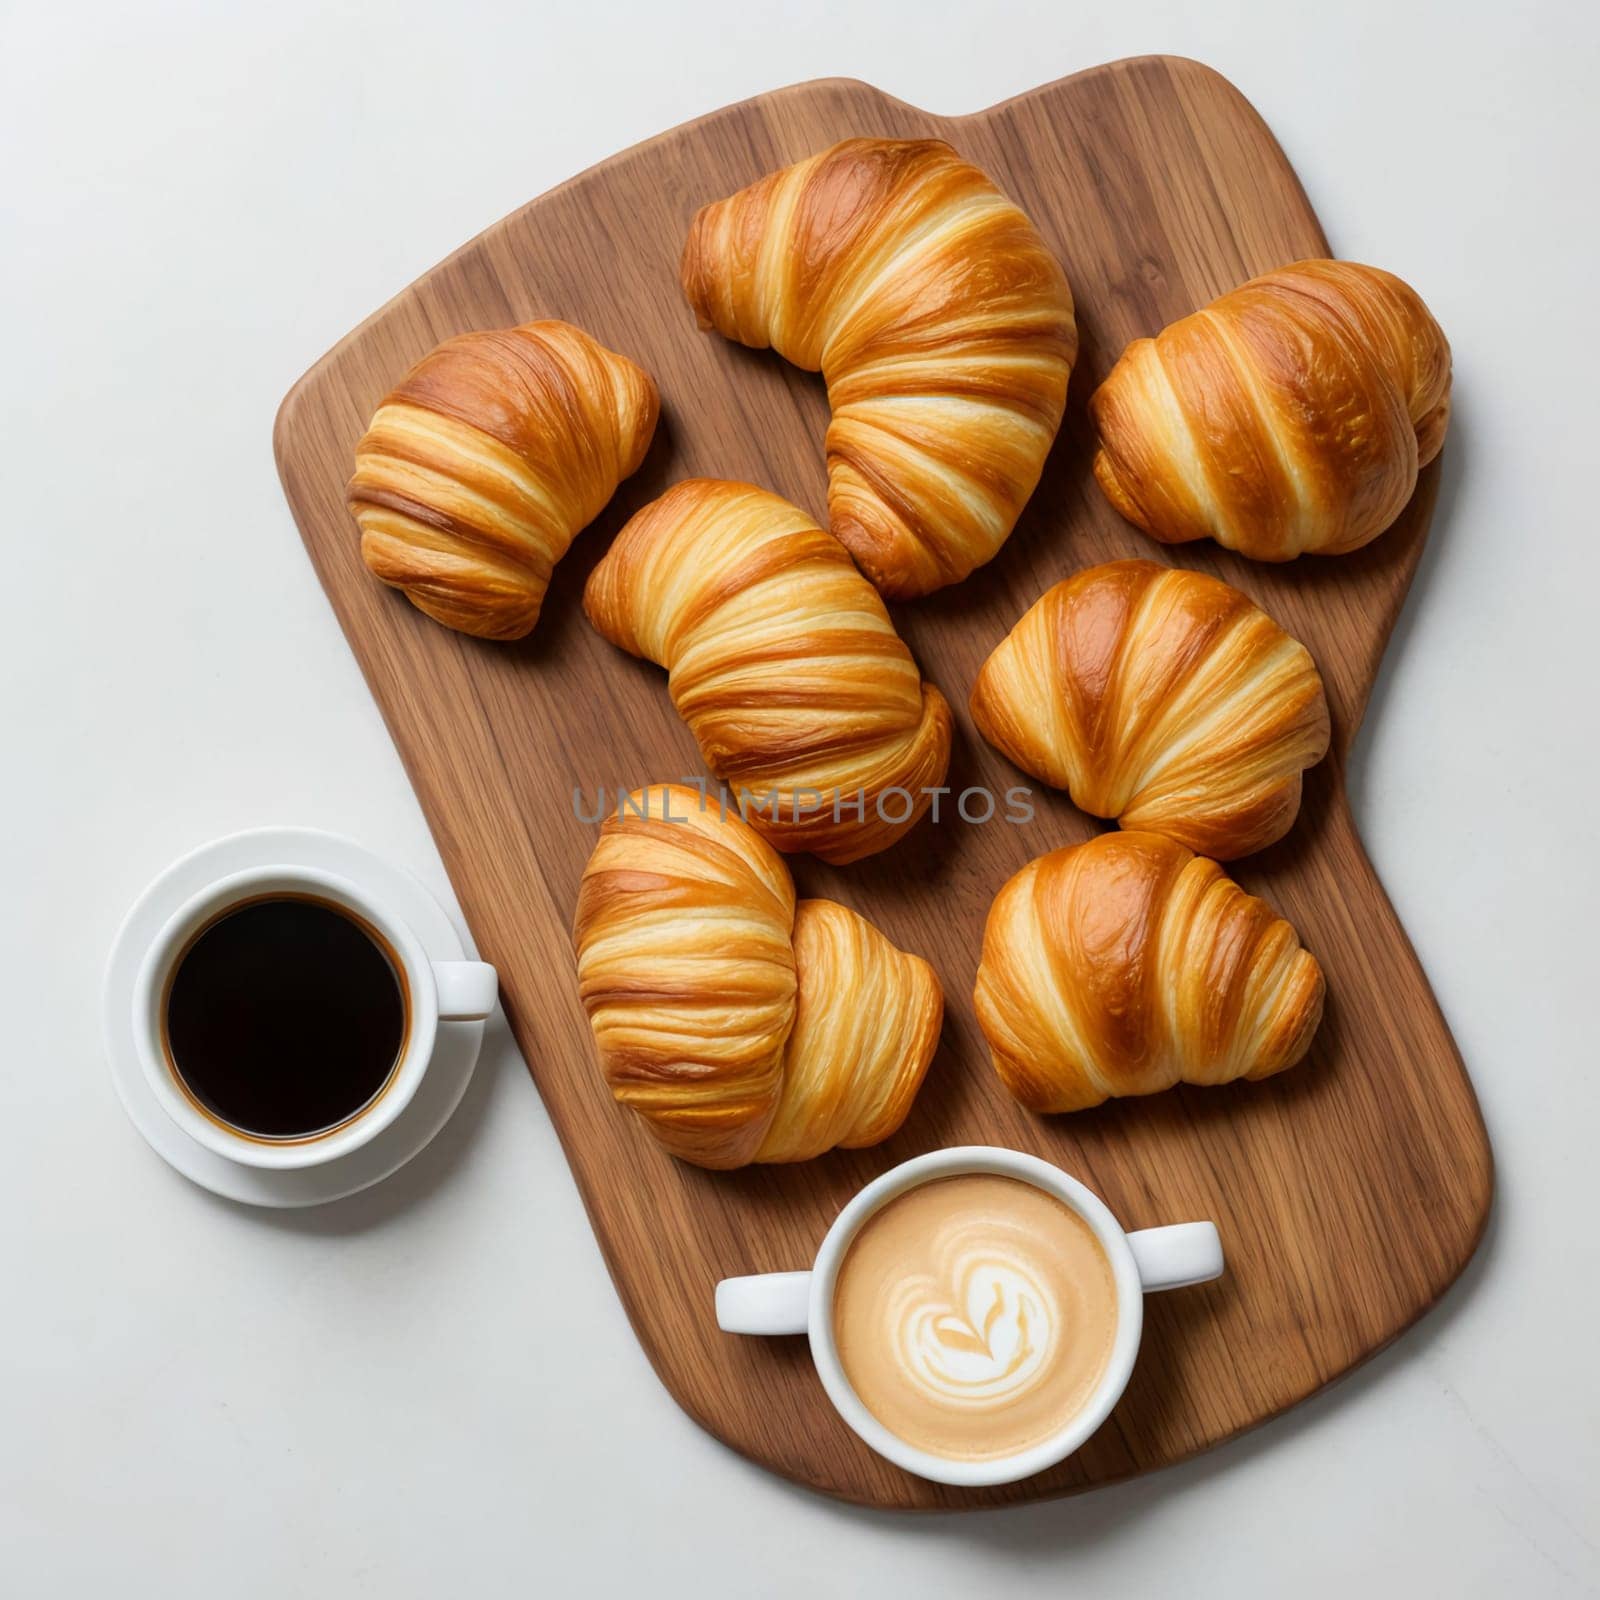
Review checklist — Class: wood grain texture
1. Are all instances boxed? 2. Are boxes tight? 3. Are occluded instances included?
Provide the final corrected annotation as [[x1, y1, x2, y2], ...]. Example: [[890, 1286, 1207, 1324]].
[[274, 56, 1492, 1509]]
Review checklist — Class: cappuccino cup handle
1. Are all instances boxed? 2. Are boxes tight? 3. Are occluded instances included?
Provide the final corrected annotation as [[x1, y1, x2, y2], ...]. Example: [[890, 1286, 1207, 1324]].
[[432, 960, 499, 1022], [716, 1271, 811, 1335], [1126, 1222, 1224, 1292]]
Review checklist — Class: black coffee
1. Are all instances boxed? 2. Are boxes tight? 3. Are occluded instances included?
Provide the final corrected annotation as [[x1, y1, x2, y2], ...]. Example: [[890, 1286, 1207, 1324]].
[[164, 895, 407, 1139]]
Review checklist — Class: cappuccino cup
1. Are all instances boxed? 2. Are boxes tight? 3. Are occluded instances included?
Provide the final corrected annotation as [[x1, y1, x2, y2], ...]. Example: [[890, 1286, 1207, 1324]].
[[716, 1146, 1223, 1487]]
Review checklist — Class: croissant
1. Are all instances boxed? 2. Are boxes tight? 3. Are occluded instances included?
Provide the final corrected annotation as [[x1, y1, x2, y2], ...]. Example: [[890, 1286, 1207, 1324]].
[[583, 479, 952, 864], [970, 560, 1330, 859], [573, 784, 943, 1167], [975, 831, 1324, 1113], [681, 138, 1076, 598], [348, 319, 658, 638], [1090, 260, 1451, 560]]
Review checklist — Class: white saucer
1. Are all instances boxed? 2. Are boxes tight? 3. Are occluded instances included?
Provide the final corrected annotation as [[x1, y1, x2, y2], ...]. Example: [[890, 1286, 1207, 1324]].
[[103, 827, 487, 1208]]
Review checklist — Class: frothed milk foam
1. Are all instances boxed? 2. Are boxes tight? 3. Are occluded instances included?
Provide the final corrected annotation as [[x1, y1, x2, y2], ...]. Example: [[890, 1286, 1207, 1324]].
[[831, 1174, 1117, 1461]]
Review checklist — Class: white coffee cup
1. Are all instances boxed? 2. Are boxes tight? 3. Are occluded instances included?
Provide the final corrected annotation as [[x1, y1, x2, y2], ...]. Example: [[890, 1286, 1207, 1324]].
[[131, 864, 497, 1170], [716, 1145, 1223, 1487]]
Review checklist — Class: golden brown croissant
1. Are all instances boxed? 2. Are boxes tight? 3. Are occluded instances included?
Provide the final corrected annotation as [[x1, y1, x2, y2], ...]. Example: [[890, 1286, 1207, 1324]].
[[573, 784, 943, 1167], [1091, 260, 1450, 560], [970, 560, 1329, 859], [681, 138, 1076, 598], [583, 479, 952, 864], [348, 320, 658, 638], [975, 831, 1324, 1113]]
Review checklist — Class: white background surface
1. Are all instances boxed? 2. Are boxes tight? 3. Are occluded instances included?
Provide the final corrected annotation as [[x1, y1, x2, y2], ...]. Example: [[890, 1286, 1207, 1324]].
[[3, 1, 1597, 1594]]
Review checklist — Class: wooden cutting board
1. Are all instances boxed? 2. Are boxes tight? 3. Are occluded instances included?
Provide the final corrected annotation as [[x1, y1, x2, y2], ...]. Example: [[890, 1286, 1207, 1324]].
[[274, 56, 1492, 1509]]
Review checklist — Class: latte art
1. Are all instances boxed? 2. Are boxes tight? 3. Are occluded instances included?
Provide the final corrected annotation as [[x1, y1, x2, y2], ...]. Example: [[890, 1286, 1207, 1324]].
[[894, 1238, 1054, 1404], [833, 1175, 1118, 1462]]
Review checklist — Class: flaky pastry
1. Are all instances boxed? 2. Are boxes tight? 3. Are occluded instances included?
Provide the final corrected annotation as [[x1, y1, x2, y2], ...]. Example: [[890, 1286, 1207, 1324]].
[[574, 785, 943, 1167], [971, 560, 1329, 859], [1090, 260, 1450, 560], [682, 138, 1076, 596], [349, 320, 658, 638], [583, 479, 951, 863], [975, 831, 1324, 1112]]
